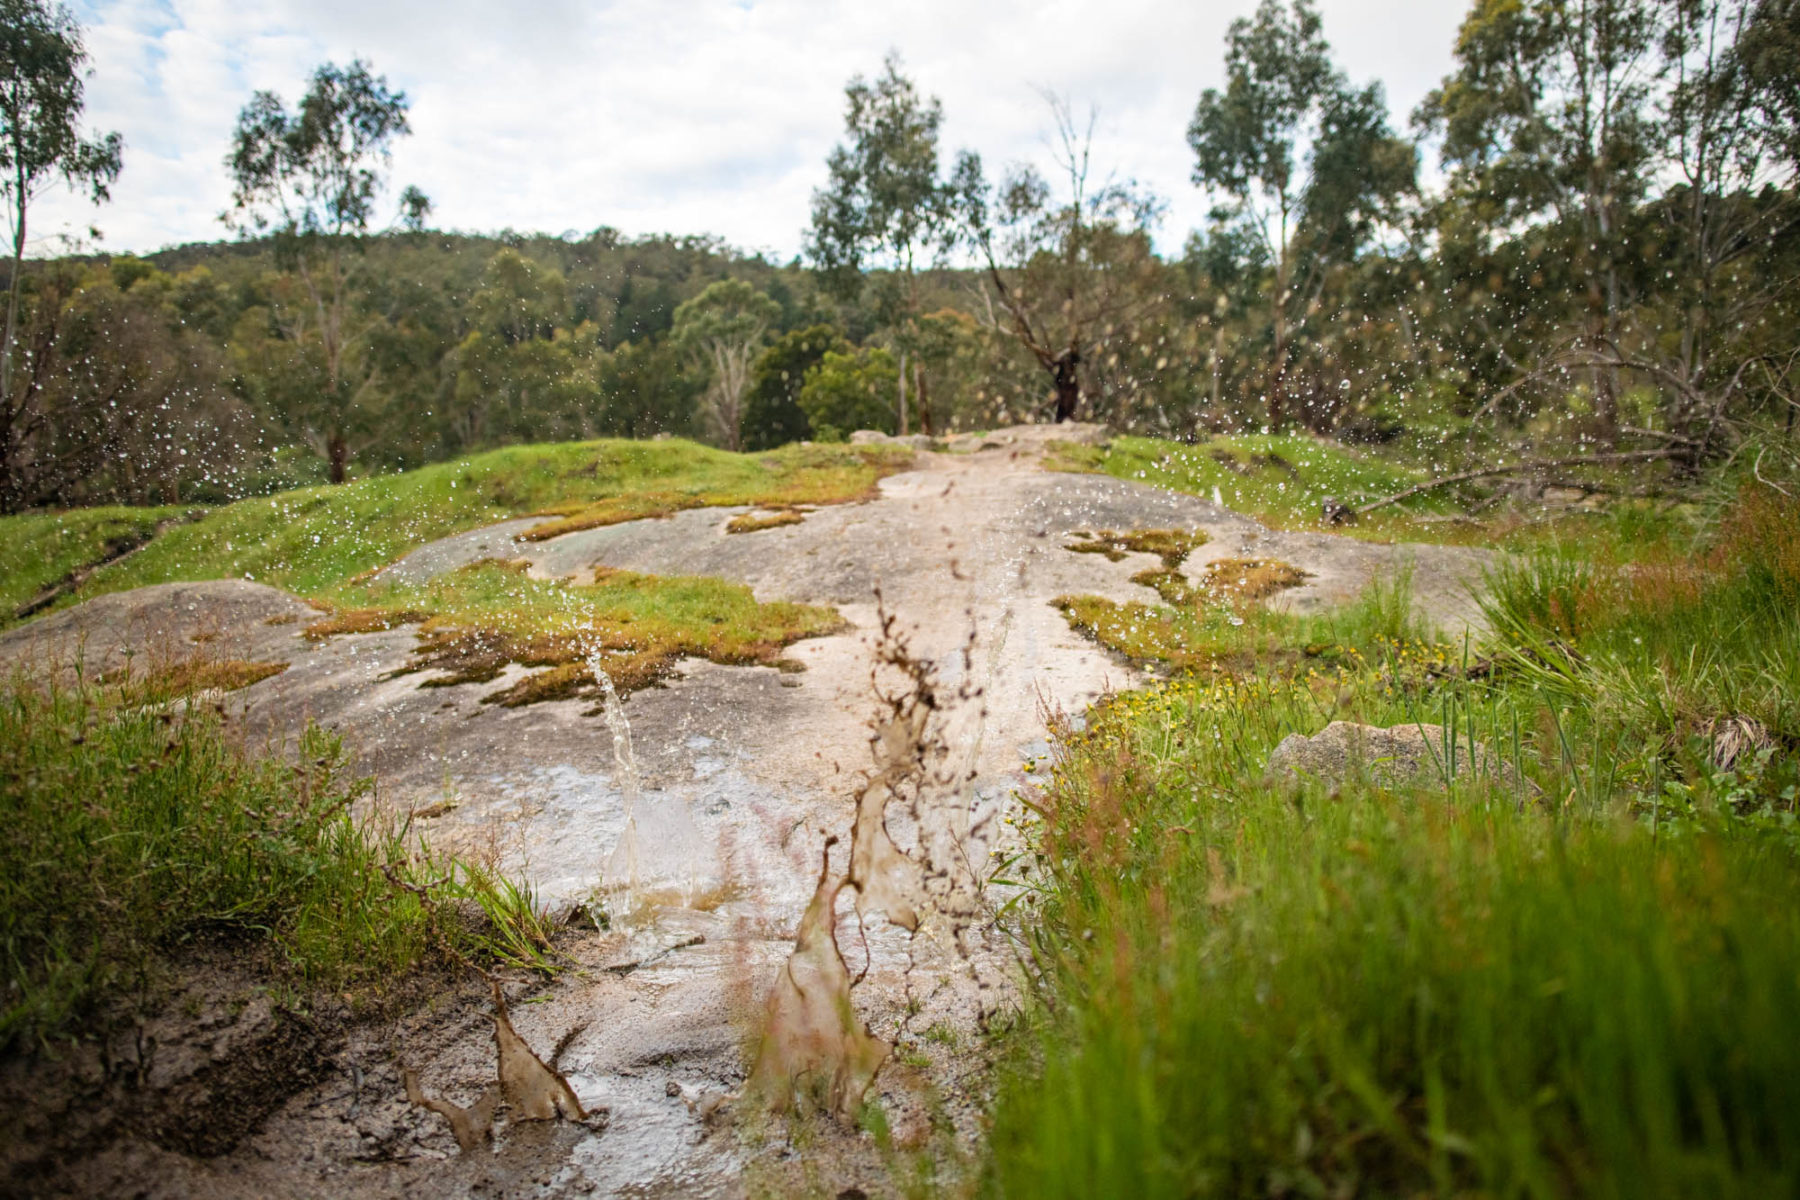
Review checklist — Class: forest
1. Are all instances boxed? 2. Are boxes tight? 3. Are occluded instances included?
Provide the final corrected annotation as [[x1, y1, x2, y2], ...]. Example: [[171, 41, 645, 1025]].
[[0, 0, 1793, 512]]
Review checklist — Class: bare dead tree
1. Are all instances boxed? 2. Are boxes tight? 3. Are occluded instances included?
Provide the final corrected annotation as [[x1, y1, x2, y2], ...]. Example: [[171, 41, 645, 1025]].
[[948, 95, 1168, 423]]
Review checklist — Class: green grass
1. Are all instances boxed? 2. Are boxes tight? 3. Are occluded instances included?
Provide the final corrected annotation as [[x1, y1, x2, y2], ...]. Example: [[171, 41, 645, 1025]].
[[985, 480, 1800, 1198], [0, 505, 187, 619], [0, 679, 559, 1049], [0, 438, 908, 623], [1049, 434, 1447, 535], [1481, 483, 1800, 748]]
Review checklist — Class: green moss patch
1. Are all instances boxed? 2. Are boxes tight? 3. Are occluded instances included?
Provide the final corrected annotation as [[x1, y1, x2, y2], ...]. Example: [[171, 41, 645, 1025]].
[[324, 561, 842, 706]]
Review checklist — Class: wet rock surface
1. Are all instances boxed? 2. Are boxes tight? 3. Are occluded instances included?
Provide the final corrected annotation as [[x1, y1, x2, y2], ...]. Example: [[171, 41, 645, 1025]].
[[0, 432, 1493, 1197]]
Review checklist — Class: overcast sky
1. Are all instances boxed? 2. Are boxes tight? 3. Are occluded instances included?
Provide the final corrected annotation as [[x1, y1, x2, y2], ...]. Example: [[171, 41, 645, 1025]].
[[42, 0, 1468, 261]]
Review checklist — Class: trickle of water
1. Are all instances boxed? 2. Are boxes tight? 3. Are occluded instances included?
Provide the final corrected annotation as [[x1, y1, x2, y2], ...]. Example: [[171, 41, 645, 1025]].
[[588, 652, 710, 916], [591, 657, 642, 898]]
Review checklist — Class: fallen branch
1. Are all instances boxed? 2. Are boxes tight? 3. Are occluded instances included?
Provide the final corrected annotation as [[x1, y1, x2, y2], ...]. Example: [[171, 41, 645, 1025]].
[[1353, 449, 1681, 518]]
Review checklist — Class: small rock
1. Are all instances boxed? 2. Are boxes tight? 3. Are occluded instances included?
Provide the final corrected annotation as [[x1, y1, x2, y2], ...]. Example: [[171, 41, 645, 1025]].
[[1267, 721, 1527, 790]]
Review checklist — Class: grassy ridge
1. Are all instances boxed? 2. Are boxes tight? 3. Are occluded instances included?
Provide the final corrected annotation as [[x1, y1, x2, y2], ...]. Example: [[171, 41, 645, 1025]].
[[0, 438, 901, 705], [988, 481, 1800, 1197], [0, 438, 907, 624], [0, 684, 556, 1047]]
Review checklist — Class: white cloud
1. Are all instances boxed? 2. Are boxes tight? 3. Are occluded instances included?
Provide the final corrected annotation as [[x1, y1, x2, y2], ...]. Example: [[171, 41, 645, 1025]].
[[44, 0, 1467, 260]]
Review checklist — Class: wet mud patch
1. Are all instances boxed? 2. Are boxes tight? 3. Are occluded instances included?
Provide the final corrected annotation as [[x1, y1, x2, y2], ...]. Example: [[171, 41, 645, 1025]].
[[0, 939, 348, 1192]]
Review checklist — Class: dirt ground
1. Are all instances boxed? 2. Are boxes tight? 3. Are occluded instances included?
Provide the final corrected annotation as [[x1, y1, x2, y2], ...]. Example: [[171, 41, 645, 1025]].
[[0, 428, 1491, 1199]]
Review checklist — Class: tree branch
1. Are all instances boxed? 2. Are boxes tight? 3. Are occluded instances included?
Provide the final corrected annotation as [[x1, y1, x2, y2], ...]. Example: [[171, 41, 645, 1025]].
[[1353, 449, 1682, 517]]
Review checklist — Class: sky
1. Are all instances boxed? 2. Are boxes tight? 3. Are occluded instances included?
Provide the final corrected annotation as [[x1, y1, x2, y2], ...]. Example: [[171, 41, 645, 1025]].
[[41, 0, 1469, 262]]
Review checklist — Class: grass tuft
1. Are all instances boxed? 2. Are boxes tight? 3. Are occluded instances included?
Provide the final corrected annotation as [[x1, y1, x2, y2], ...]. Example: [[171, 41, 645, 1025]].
[[96, 657, 289, 705], [0, 681, 557, 1048], [1065, 528, 1210, 566]]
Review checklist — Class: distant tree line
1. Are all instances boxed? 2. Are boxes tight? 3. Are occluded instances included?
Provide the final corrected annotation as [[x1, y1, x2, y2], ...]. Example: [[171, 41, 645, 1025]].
[[0, 0, 1795, 511]]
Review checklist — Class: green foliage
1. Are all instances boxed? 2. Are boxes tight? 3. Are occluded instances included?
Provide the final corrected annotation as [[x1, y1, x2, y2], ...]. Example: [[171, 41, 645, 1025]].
[[947, 97, 1170, 424], [225, 58, 415, 243], [0, 685, 554, 1047], [0, 0, 123, 512], [988, 483, 1800, 1197], [743, 324, 851, 449], [1187, 0, 1416, 431], [672, 278, 782, 450], [807, 51, 949, 296], [593, 335, 701, 440], [225, 58, 425, 482], [799, 346, 899, 441]]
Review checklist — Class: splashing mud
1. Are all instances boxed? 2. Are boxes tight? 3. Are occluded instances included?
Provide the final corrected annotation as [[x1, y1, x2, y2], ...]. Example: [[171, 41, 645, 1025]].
[[492, 980, 590, 1121], [404, 1071, 499, 1153], [747, 837, 890, 1121], [405, 981, 596, 1152], [753, 605, 997, 1122]]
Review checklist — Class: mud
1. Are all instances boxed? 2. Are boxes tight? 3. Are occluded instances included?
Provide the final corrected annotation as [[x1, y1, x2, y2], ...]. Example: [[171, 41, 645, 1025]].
[[0, 427, 1493, 1198]]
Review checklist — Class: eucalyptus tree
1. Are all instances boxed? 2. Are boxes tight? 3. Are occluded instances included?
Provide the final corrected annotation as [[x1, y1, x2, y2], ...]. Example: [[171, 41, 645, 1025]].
[[0, 0, 120, 512], [1633, 0, 1800, 445], [1188, 0, 1415, 431], [1741, 0, 1800, 171], [225, 59, 429, 482], [672, 278, 781, 450], [807, 52, 949, 433], [1417, 0, 1661, 440], [949, 95, 1168, 424]]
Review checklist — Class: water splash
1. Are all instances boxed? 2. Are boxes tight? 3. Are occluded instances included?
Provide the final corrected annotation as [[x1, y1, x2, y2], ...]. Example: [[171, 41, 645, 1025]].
[[589, 652, 709, 914], [591, 658, 643, 898]]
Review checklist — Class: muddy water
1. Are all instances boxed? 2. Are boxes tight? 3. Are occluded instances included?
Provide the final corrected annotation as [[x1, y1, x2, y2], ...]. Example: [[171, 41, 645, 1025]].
[[0, 432, 1492, 1197]]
